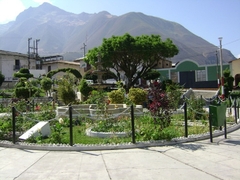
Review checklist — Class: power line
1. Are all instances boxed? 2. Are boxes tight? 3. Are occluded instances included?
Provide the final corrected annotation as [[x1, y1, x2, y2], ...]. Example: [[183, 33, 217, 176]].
[[223, 38, 240, 46]]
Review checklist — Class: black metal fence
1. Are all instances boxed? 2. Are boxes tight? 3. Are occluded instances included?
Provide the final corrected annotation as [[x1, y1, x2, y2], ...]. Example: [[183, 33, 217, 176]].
[[1, 96, 239, 146]]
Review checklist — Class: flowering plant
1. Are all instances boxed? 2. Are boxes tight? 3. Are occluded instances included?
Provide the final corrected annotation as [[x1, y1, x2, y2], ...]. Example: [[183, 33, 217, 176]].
[[148, 84, 172, 130]]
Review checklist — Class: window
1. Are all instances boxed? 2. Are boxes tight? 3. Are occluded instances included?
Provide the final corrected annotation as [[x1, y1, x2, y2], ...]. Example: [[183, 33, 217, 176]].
[[14, 59, 20, 70], [195, 70, 206, 82], [48, 66, 51, 72], [171, 71, 178, 83]]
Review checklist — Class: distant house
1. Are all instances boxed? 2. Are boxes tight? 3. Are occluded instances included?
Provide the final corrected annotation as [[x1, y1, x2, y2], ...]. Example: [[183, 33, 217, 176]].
[[0, 50, 36, 81], [157, 59, 230, 89], [41, 59, 82, 79], [229, 58, 240, 87]]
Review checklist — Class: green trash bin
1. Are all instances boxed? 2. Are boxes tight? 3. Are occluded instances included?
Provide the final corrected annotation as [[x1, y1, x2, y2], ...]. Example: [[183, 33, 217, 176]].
[[209, 103, 227, 126]]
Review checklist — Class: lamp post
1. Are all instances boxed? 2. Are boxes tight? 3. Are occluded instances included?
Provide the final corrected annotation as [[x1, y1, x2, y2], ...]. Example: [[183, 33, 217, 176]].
[[218, 37, 224, 99]]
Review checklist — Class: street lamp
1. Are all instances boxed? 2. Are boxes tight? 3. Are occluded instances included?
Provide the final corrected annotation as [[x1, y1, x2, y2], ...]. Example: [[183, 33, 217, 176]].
[[218, 37, 224, 99]]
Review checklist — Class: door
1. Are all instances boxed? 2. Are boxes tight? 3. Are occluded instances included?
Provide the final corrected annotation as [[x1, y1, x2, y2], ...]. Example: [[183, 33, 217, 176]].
[[180, 71, 195, 88]]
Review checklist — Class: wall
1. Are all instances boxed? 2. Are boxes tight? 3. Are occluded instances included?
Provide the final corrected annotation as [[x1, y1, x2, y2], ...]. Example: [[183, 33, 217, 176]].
[[0, 50, 35, 81]]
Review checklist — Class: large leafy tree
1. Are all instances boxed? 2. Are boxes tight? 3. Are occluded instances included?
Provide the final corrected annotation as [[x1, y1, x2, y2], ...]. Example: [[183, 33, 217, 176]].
[[84, 33, 178, 91]]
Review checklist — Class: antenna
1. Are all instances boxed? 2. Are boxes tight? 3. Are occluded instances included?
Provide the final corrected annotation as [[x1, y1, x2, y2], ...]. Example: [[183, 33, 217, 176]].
[[81, 43, 87, 57]]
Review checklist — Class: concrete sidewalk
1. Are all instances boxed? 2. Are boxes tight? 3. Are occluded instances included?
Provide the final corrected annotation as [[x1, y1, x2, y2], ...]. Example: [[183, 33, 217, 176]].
[[0, 128, 240, 180]]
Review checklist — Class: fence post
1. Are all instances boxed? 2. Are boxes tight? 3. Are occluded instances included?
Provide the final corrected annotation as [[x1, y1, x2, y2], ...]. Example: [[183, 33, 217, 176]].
[[234, 98, 237, 123], [184, 102, 188, 138], [32, 99, 34, 112], [237, 98, 239, 122], [69, 105, 73, 146], [12, 106, 16, 144], [131, 104, 136, 144], [209, 112, 213, 143]]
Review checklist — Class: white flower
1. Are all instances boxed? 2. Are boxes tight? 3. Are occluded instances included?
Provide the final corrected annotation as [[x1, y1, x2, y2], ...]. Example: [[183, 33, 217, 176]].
[[59, 118, 64, 124]]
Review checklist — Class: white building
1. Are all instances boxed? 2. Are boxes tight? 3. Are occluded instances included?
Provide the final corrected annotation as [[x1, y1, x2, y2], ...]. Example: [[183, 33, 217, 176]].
[[0, 50, 36, 81]]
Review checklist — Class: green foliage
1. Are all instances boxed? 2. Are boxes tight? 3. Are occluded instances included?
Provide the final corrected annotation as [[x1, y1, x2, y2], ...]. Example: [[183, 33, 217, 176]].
[[14, 78, 39, 99], [85, 33, 178, 91], [186, 95, 207, 120], [108, 89, 125, 104], [40, 77, 52, 95], [0, 117, 12, 139], [83, 69, 98, 82], [166, 81, 183, 110], [0, 71, 5, 87], [47, 68, 82, 79], [13, 68, 34, 79], [92, 118, 131, 133], [230, 90, 240, 98], [135, 115, 180, 141], [57, 77, 76, 105], [143, 69, 160, 80], [79, 79, 93, 97], [223, 68, 234, 98], [85, 90, 107, 111], [128, 88, 147, 105], [48, 122, 67, 144]]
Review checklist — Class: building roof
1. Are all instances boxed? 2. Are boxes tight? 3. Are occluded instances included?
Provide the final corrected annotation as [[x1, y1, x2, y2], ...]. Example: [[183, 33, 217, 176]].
[[0, 50, 27, 57], [42, 60, 79, 65], [228, 58, 240, 63]]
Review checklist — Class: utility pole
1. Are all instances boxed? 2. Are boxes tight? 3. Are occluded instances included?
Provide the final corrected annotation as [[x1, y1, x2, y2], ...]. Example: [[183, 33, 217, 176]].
[[27, 38, 40, 69], [28, 37, 32, 69], [216, 50, 220, 88], [218, 37, 224, 99], [36, 39, 40, 57], [36, 39, 40, 69], [81, 43, 87, 57]]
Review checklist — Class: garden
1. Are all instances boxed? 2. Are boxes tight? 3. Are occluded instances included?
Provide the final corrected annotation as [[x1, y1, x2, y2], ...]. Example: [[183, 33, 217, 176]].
[[0, 68, 239, 147], [0, 33, 239, 147]]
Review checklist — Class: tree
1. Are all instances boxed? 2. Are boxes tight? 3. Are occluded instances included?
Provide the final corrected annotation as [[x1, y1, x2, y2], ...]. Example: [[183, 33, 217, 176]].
[[223, 68, 234, 98], [143, 69, 161, 81], [0, 71, 5, 87], [40, 77, 52, 96], [57, 74, 76, 105], [84, 33, 178, 91]]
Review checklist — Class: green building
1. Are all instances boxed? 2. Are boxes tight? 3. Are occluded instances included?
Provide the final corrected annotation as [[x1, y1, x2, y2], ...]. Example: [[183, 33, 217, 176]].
[[157, 59, 230, 88]]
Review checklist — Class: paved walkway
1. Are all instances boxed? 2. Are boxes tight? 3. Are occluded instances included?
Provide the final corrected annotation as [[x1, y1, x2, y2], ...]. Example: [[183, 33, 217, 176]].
[[0, 127, 240, 180]]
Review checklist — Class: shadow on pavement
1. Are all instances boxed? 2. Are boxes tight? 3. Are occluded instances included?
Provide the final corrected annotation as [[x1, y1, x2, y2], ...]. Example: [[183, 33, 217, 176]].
[[175, 143, 206, 151], [223, 140, 240, 145]]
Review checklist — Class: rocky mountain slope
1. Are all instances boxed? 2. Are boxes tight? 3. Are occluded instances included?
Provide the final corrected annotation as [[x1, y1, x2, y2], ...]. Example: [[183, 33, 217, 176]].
[[0, 2, 235, 64]]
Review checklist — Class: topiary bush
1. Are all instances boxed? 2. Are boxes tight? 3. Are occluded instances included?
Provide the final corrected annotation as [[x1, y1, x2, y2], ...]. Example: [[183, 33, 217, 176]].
[[13, 68, 34, 79], [40, 77, 52, 96], [108, 89, 125, 104], [14, 78, 39, 99], [79, 79, 93, 98], [128, 88, 147, 105]]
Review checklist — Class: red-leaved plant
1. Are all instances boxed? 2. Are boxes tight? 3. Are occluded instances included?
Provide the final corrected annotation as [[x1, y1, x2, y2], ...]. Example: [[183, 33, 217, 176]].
[[148, 83, 172, 130]]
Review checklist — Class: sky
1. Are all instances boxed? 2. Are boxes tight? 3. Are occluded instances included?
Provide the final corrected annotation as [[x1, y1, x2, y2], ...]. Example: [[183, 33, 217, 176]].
[[0, 0, 240, 58]]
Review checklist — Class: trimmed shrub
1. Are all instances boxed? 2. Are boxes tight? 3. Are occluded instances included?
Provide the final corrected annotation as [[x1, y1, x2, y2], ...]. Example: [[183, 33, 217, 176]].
[[108, 89, 125, 104], [79, 79, 93, 98], [128, 88, 147, 105]]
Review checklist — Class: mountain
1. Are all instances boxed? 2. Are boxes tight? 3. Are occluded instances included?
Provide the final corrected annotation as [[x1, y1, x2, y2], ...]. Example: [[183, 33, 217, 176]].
[[0, 2, 236, 64]]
